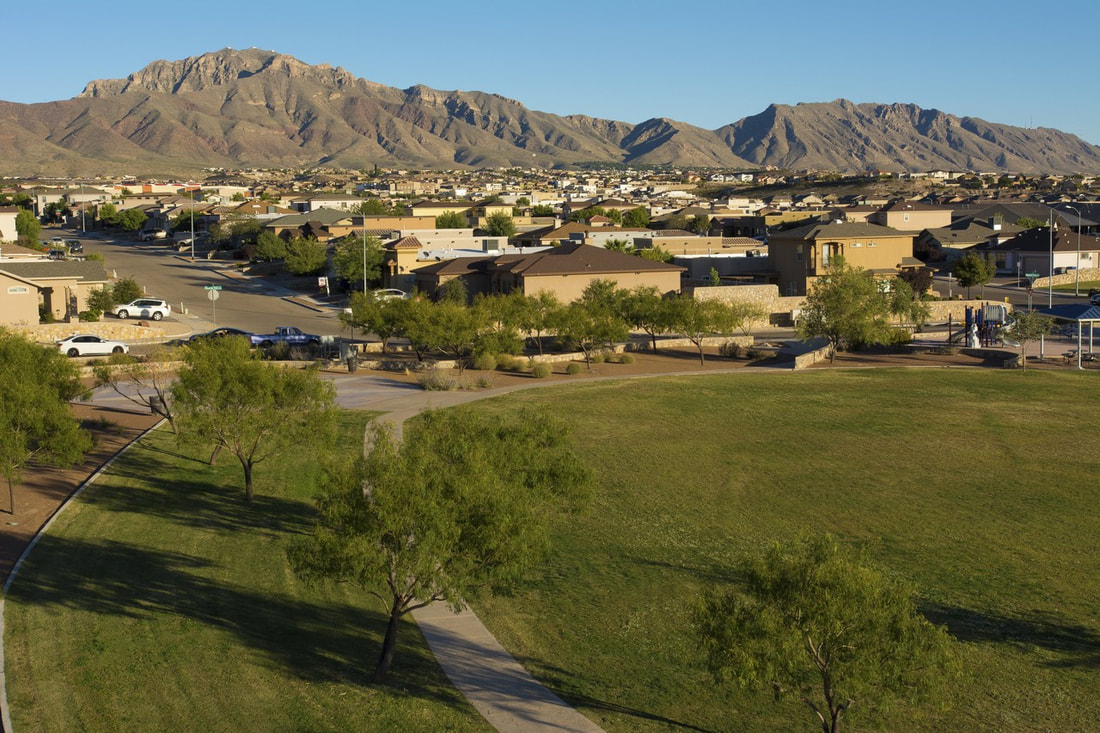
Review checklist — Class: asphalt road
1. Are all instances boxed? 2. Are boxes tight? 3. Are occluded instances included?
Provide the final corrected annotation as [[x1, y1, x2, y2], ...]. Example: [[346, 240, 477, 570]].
[[53, 227, 352, 339], [933, 274, 1095, 310]]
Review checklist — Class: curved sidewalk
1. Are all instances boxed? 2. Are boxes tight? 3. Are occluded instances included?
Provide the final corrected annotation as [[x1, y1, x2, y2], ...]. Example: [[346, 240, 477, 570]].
[[328, 365, 780, 732]]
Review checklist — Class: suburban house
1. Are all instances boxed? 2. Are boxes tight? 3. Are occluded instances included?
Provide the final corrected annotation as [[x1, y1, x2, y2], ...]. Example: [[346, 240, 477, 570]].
[[381, 229, 511, 291], [413, 241, 684, 302], [976, 224, 1100, 276], [768, 221, 919, 296], [289, 193, 364, 213], [0, 259, 110, 325], [868, 200, 952, 231], [263, 208, 355, 240], [916, 214, 1023, 260], [0, 207, 19, 241], [405, 200, 478, 221]]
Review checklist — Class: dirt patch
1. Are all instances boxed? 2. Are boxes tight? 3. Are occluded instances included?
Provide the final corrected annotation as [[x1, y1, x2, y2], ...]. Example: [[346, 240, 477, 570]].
[[0, 405, 161, 584]]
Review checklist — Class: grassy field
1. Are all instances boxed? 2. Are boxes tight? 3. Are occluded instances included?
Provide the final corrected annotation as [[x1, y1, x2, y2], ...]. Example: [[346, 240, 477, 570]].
[[466, 369, 1100, 731], [1052, 280, 1100, 293], [4, 411, 486, 732]]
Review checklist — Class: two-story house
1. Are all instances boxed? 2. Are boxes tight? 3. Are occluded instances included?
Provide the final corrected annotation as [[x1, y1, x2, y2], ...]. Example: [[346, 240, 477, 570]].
[[768, 221, 918, 296]]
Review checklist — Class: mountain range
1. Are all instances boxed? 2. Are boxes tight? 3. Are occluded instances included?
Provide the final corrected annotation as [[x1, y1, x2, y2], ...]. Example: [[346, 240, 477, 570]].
[[0, 48, 1097, 177]]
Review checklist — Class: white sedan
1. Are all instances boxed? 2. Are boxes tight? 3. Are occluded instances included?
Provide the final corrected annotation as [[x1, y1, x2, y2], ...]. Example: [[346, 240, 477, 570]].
[[56, 334, 129, 357]]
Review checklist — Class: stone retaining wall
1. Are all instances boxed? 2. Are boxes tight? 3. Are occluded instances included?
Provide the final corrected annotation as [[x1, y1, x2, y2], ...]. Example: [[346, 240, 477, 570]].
[[924, 299, 1014, 323], [1031, 267, 1100, 290], [692, 284, 804, 327], [13, 321, 169, 345]]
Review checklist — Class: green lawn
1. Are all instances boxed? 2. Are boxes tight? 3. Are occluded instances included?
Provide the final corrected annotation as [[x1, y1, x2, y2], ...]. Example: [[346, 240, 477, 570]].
[[1052, 280, 1100, 293], [4, 411, 486, 732], [467, 369, 1100, 731]]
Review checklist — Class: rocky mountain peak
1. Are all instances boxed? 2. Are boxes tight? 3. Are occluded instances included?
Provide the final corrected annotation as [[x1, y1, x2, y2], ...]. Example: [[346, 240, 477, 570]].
[[78, 47, 360, 98]]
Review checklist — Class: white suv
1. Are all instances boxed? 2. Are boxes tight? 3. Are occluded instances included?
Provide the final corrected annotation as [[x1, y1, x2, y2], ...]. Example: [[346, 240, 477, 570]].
[[112, 298, 172, 321]]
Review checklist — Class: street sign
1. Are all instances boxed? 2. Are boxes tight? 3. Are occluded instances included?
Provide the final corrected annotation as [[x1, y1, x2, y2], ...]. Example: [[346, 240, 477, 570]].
[[1025, 272, 1040, 285], [204, 285, 222, 291], [207, 289, 220, 301]]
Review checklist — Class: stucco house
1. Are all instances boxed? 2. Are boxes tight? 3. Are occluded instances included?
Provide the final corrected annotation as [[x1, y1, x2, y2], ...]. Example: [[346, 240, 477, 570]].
[[413, 241, 683, 302], [0, 207, 19, 241], [0, 259, 110, 325], [868, 200, 952, 231], [768, 221, 918, 296]]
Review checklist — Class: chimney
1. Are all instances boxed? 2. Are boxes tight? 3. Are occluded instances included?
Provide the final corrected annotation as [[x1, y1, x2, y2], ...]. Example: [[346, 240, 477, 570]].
[[991, 213, 1002, 231]]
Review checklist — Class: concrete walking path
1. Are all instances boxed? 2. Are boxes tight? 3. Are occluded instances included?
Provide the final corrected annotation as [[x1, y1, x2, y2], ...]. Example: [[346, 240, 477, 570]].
[[323, 366, 782, 732]]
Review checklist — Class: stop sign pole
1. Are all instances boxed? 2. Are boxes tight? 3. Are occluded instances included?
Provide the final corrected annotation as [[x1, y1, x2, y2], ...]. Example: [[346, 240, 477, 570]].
[[204, 284, 222, 325]]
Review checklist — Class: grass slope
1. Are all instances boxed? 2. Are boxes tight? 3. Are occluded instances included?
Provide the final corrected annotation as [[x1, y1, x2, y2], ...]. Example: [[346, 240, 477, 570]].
[[4, 411, 485, 732], [468, 369, 1100, 731]]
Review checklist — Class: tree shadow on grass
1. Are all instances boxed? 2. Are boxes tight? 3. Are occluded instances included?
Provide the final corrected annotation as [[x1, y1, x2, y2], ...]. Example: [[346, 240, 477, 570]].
[[921, 602, 1100, 668], [501, 654, 718, 733], [79, 443, 316, 538], [7, 534, 464, 705]]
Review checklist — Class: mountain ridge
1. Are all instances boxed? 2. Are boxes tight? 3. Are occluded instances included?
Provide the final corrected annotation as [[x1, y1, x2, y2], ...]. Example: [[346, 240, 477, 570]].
[[0, 48, 1095, 176]]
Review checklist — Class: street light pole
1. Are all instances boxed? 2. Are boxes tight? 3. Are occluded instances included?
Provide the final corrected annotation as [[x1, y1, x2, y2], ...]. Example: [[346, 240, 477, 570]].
[[80, 181, 85, 234], [362, 217, 368, 295], [190, 186, 196, 263], [1048, 208, 1054, 308], [1065, 205, 1082, 296]]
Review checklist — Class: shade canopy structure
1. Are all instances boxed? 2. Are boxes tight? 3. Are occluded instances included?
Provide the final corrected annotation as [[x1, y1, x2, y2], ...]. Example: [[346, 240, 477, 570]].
[[1036, 304, 1100, 369]]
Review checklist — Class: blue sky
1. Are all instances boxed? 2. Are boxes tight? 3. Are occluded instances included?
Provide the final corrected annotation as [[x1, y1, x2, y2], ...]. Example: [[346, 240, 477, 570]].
[[4, 0, 1098, 146]]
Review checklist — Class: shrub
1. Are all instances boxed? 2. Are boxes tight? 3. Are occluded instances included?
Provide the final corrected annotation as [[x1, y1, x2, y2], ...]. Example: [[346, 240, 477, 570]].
[[475, 375, 494, 389], [78, 310, 101, 322], [719, 341, 744, 358], [746, 348, 769, 361], [532, 362, 551, 379], [591, 352, 606, 364], [418, 367, 459, 391], [473, 352, 498, 371], [263, 342, 292, 361], [618, 353, 634, 365], [495, 354, 517, 371], [565, 362, 583, 375], [39, 305, 56, 323], [887, 328, 913, 345]]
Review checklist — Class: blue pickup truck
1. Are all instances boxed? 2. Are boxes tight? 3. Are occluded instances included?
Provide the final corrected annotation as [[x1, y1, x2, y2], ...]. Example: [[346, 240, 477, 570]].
[[250, 326, 321, 348]]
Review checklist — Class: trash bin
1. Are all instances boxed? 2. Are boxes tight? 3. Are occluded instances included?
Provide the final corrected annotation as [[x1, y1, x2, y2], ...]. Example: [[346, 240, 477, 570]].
[[347, 355, 358, 373], [149, 395, 165, 416]]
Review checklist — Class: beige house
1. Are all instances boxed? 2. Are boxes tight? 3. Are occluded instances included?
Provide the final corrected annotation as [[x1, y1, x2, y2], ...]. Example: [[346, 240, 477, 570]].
[[768, 222, 918, 296], [868, 200, 952, 231], [414, 242, 683, 302], [0, 269, 43, 326], [0, 207, 22, 241], [0, 260, 110, 325]]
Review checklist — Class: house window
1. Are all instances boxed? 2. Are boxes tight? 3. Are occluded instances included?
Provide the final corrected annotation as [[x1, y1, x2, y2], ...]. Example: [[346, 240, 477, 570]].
[[795, 244, 803, 262], [850, 242, 862, 248], [904, 213, 910, 222], [868, 242, 877, 247]]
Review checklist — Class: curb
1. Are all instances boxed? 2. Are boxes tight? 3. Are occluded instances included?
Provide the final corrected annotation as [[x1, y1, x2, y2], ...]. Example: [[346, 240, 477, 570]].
[[0, 419, 166, 733]]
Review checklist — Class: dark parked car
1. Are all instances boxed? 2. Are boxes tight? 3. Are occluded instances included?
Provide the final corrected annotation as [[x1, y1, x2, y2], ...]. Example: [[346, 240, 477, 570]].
[[189, 327, 254, 343], [1089, 292, 1100, 306]]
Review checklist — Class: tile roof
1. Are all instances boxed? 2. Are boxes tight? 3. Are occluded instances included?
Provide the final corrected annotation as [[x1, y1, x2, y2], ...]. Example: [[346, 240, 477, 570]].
[[772, 221, 906, 241], [0, 260, 109, 281]]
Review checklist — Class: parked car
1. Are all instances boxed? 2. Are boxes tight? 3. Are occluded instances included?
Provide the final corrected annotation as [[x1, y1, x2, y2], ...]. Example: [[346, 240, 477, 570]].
[[139, 228, 167, 241], [372, 288, 410, 301], [1089, 292, 1100, 306], [57, 334, 129, 357], [111, 298, 172, 321], [189, 327, 254, 343], [250, 326, 321, 348], [66, 239, 83, 253], [49, 236, 66, 245], [46, 248, 67, 260]]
